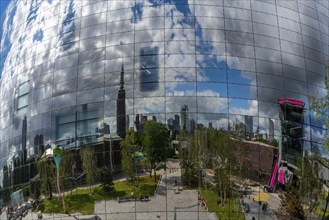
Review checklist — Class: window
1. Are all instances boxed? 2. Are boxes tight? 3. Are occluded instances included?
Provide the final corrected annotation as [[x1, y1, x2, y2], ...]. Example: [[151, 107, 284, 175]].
[[17, 81, 30, 115], [56, 105, 104, 148]]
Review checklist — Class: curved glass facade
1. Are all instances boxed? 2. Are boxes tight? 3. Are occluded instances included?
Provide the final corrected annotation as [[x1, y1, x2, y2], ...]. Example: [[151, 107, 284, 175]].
[[0, 0, 328, 219]]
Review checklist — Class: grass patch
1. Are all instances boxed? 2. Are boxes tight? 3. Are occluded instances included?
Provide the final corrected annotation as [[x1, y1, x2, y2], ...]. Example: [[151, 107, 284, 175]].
[[200, 188, 244, 220], [39, 175, 158, 214], [314, 205, 329, 220], [42, 193, 95, 215]]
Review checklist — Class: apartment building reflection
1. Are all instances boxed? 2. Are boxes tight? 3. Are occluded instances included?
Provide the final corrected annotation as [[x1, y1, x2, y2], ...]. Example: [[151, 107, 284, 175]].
[[167, 114, 180, 131]]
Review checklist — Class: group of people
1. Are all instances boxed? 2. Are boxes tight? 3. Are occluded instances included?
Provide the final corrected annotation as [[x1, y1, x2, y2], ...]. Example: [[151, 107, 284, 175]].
[[241, 194, 268, 214], [251, 196, 269, 212], [241, 197, 250, 213]]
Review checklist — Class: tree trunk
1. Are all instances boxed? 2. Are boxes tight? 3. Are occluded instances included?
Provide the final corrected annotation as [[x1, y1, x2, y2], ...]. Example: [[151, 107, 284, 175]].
[[223, 190, 226, 205], [322, 194, 329, 220], [154, 168, 157, 182], [220, 191, 224, 205], [56, 170, 66, 213], [47, 179, 52, 199], [109, 140, 114, 171]]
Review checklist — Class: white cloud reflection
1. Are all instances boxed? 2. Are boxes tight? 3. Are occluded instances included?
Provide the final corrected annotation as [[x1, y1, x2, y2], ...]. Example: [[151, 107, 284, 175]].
[[0, 0, 328, 168]]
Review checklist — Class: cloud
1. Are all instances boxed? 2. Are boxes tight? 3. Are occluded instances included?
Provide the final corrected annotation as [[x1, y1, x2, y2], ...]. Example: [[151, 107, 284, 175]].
[[0, 0, 327, 156]]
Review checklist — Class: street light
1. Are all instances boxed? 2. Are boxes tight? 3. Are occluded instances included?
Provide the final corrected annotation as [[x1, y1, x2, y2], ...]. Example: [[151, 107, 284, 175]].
[[53, 146, 66, 213]]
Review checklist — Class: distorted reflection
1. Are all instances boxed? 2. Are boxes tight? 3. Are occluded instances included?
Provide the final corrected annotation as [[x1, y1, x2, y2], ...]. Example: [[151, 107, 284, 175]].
[[0, 0, 328, 219]]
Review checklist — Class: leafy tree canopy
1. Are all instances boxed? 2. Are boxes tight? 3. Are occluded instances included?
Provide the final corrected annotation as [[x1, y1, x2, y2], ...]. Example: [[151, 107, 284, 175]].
[[120, 128, 139, 180], [96, 166, 114, 193], [310, 73, 329, 150], [143, 121, 169, 165], [143, 121, 169, 181]]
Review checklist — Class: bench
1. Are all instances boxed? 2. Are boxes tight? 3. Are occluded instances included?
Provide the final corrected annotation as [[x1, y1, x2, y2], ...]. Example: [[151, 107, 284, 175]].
[[117, 196, 138, 203]]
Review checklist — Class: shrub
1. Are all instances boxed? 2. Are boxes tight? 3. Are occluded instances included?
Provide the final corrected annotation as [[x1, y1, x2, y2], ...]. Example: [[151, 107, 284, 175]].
[[96, 166, 114, 193]]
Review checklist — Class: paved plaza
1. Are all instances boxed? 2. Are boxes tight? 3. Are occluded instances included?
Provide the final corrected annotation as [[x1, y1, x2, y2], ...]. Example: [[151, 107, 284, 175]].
[[240, 186, 278, 220], [1, 169, 217, 220], [94, 170, 217, 220], [242, 197, 277, 220]]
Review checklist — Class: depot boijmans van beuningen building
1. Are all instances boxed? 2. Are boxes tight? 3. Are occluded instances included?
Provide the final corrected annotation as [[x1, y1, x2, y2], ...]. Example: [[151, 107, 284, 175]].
[[0, 0, 328, 217]]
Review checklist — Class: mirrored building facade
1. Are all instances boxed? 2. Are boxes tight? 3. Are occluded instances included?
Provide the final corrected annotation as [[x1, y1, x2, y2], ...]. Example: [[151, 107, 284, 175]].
[[0, 0, 328, 218]]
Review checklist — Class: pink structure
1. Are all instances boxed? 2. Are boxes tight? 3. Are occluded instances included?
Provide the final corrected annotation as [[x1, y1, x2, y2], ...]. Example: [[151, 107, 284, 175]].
[[278, 98, 305, 107], [268, 155, 279, 192]]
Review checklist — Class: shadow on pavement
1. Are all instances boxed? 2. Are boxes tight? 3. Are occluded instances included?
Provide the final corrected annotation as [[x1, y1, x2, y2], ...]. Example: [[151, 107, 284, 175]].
[[72, 216, 102, 220], [156, 185, 167, 195]]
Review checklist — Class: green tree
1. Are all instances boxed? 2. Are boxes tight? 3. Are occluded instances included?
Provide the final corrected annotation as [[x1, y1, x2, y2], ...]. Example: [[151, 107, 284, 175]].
[[37, 157, 55, 199], [60, 149, 75, 177], [179, 126, 207, 188], [79, 145, 96, 193], [214, 165, 230, 205], [279, 185, 306, 220], [30, 180, 41, 200], [59, 149, 75, 190], [208, 129, 231, 162], [120, 128, 139, 180], [278, 154, 323, 219], [310, 73, 329, 150], [298, 154, 323, 215], [196, 125, 207, 168], [96, 166, 114, 193], [179, 140, 199, 188], [310, 70, 329, 218], [210, 129, 235, 204], [231, 139, 251, 179], [143, 121, 169, 182]]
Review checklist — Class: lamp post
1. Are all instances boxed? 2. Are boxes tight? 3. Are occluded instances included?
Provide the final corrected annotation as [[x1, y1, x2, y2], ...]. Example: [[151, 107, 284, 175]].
[[109, 134, 114, 172], [53, 147, 66, 213]]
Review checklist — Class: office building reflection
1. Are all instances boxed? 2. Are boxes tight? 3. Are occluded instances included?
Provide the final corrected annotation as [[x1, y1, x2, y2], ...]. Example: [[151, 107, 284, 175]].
[[180, 105, 189, 134], [117, 65, 126, 138], [269, 118, 274, 142], [140, 46, 159, 92]]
